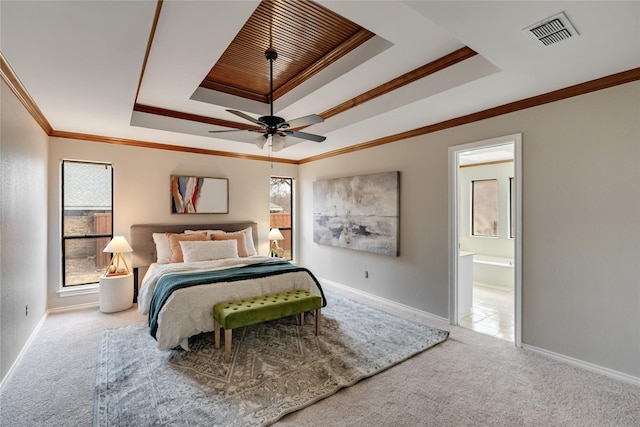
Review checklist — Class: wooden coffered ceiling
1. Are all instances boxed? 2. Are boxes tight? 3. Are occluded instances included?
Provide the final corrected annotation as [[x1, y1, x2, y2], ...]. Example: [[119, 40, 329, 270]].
[[199, 0, 374, 104]]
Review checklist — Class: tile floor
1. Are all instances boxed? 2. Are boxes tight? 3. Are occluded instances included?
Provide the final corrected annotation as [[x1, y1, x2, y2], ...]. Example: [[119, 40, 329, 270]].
[[459, 284, 514, 342]]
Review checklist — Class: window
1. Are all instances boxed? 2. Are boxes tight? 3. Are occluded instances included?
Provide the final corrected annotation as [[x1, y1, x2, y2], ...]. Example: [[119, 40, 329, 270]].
[[472, 179, 498, 237], [61, 160, 113, 286], [270, 177, 293, 260]]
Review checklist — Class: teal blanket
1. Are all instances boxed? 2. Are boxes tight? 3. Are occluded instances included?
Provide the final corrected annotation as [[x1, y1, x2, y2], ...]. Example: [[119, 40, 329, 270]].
[[148, 260, 326, 340]]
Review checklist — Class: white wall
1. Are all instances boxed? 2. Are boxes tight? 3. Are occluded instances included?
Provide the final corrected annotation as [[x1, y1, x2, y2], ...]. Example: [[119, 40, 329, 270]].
[[46, 138, 297, 309], [0, 81, 49, 382], [299, 81, 640, 378]]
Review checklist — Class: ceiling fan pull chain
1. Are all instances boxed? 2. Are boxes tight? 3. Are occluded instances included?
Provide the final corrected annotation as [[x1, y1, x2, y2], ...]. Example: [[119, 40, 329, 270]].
[[268, 135, 273, 168]]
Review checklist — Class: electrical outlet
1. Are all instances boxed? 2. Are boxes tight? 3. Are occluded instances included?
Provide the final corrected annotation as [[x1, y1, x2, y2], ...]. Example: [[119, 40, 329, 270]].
[[364, 271, 369, 278], [25, 305, 28, 316]]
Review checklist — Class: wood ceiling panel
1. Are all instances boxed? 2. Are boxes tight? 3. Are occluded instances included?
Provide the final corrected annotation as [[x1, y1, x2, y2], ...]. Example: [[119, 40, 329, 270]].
[[200, 0, 374, 103]]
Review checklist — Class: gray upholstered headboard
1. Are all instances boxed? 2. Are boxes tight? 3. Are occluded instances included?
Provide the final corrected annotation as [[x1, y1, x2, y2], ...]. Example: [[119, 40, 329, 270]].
[[130, 222, 259, 268]]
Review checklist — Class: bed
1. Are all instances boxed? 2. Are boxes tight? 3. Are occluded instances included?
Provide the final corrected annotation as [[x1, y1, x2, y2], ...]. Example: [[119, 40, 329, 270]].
[[130, 222, 326, 350]]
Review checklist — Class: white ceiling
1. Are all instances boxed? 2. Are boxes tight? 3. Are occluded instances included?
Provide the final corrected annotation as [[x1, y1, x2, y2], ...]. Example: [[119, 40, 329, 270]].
[[1, 1, 639, 161], [459, 144, 514, 166]]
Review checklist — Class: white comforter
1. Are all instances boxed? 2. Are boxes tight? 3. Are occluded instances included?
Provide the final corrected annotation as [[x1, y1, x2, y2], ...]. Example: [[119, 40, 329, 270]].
[[138, 256, 323, 350]]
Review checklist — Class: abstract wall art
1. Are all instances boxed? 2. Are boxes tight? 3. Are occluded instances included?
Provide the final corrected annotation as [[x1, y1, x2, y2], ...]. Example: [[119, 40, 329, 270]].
[[171, 175, 228, 214], [313, 171, 400, 256]]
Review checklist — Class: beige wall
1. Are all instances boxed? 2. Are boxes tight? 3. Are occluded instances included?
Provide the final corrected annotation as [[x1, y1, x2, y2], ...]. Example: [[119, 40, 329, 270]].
[[0, 81, 49, 381], [46, 138, 297, 309], [2, 74, 638, 383], [299, 81, 640, 378]]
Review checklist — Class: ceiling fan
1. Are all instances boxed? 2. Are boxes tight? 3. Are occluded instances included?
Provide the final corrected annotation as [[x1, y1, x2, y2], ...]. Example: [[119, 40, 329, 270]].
[[209, 48, 326, 152]]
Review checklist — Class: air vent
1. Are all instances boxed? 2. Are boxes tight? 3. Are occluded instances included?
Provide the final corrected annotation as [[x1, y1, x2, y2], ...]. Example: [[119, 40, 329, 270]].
[[523, 12, 579, 46]]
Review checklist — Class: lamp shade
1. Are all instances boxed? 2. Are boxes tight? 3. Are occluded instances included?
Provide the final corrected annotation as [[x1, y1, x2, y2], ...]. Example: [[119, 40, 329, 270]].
[[268, 228, 284, 241], [103, 236, 133, 253]]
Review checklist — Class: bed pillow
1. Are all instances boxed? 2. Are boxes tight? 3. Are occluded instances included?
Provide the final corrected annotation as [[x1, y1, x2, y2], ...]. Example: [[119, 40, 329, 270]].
[[185, 227, 256, 256], [152, 233, 172, 264], [180, 240, 238, 262], [184, 229, 223, 238], [166, 232, 207, 263], [211, 231, 249, 257], [240, 226, 257, 256]]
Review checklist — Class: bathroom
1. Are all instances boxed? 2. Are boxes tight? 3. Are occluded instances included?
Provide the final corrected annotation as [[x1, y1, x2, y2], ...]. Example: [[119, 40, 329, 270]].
[[457, 144, 515, 341]]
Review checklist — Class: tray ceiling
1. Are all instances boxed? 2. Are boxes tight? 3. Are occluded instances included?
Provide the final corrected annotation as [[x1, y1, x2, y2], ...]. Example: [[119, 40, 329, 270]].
[[201, 0, 374, 104], [1, 1, 638, 162]]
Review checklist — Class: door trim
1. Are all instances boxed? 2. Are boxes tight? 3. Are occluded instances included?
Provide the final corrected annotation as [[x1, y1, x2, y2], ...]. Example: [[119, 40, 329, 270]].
[[448, 133, 522, 347]]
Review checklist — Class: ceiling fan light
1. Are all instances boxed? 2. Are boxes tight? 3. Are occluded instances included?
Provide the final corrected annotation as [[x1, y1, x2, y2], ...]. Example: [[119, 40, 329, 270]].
[[254, 135, 267, 150], [271, 135, 286, 152]]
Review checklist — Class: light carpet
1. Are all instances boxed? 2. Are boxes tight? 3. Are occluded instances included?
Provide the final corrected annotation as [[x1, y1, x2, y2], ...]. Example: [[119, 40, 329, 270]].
[[94, 292, 449, 426]]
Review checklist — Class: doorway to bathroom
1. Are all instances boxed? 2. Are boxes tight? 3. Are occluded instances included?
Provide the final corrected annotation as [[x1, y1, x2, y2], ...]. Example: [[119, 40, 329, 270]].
[[448, 134, 522, 346]]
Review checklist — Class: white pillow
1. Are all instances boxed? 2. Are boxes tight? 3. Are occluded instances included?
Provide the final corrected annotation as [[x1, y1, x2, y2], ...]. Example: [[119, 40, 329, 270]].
[[185, 227, 257, 256], [180, 240, 239, 263], [152, 233, 172, 264], [240, 226, 257, 256]]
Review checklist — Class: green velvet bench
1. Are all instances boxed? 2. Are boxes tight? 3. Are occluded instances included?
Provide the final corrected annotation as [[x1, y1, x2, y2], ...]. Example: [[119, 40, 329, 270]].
[[213, 290, 322, 362]]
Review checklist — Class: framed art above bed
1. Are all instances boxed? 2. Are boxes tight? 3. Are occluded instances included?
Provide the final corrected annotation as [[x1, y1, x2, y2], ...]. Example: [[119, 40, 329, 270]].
[[171, 175, 228, 214]]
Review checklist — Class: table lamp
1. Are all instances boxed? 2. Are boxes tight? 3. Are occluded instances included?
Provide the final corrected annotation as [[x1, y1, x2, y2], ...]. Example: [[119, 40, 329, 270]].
[[268, 228, 285, 257], [103, 236, 133, 276]]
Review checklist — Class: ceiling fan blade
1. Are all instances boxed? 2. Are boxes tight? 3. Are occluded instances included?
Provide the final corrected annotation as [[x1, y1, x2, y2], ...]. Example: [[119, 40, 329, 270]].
[[208, 129, 247, 133], [286, 129, 326, 143], [227, 109, 262, 126], [282, 114, 324, 129]]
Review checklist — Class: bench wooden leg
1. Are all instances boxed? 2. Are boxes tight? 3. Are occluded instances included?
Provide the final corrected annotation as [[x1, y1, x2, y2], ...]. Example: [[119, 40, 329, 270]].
[[315, 308, 321, 335], [214, 319, 221, 349], [224, 329, 232, 362], [299, 311, 304, 326]]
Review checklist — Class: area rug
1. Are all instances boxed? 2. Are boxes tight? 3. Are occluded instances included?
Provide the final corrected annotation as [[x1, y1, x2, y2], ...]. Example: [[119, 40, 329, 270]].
[[94, 292, 449, 426]]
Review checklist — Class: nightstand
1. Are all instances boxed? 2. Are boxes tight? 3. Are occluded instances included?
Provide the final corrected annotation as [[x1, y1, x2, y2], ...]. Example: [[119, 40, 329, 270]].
[[99, 273, 134, 313]]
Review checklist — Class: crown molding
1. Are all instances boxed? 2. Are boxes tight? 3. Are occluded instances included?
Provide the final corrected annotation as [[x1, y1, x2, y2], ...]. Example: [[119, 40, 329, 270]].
[[320, 46, 477, 120], [298, 67, 640, 164], [50, 130, 298, 164], [0, 52, 53, 135], [2, 47, 637, 166]]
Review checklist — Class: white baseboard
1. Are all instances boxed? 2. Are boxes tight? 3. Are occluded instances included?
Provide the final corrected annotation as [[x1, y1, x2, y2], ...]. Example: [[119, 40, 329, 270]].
[[4, 283, 636, 391], [1, 302, 101, 390], [320, 278, 640, 387], [47, 301, 99, 313], [522, 343, 640, 386], [0, 311, 48, 391], [319, 278, 449, 324]]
